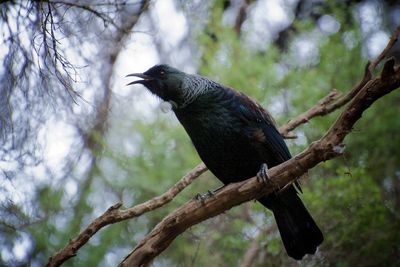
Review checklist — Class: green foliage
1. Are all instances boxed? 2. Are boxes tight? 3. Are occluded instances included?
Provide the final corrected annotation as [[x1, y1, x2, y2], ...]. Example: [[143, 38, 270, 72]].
[[346, 90, 400, 181], [304, 167, 400, 266]]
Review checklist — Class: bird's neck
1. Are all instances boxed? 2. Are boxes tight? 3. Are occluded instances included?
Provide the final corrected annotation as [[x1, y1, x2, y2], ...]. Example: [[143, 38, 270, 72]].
[[175, 75, 217, 109], [174, 86, 233, 128]]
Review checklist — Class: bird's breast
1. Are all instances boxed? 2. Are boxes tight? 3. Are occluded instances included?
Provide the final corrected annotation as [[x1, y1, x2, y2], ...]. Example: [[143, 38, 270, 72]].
[[175, 105, 263, 184]]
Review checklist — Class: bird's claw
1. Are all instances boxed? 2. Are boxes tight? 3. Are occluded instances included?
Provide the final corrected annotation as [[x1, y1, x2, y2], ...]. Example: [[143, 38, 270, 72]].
[[257, 163, 281, 193], [194, 190, 214, 201], [194, 185, 226, 202], [257, 163, 270, 184]]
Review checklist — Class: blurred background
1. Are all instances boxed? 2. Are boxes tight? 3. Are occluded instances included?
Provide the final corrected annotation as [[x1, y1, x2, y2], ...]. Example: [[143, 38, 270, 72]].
[[1, 0, 399, 266]]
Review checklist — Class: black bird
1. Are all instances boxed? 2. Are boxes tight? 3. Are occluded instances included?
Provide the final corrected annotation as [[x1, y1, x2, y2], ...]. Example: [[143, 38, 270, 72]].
[[127, 64, 323, 260]]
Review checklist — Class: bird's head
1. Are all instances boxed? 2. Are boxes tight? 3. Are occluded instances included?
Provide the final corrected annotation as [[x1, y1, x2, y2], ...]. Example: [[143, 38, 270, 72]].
[[127, 64, 187, 107]]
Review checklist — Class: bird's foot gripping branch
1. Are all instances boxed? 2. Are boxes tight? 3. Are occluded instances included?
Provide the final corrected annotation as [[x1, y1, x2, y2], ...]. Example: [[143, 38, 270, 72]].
[[256, 163, 270, 184]]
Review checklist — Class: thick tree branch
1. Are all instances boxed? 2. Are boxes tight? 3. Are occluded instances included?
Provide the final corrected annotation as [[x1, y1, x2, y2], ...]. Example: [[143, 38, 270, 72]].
[[120, 33, 400, 267]]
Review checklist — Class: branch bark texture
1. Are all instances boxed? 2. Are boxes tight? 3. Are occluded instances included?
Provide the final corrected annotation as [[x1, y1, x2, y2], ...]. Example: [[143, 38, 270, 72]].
[[45, 162, 206, 267]]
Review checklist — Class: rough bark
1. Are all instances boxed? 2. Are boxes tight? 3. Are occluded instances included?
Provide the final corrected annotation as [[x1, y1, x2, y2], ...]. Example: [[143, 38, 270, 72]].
[[45, 162, 206, 267]]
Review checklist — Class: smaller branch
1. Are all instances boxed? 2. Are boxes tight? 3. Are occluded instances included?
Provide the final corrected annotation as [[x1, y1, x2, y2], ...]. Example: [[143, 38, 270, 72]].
[[325, 27, 399, 113], [234, 0, 253, 36], [324, 62, 372, 112], [279, 26, 400, 137], [118, 163, 207, 220], [368, 26, 400, 73], [279, 89, 341, 137], [279, 62, 372, 138], [45, 163, 207, 267], [42, 0, 121, 29]]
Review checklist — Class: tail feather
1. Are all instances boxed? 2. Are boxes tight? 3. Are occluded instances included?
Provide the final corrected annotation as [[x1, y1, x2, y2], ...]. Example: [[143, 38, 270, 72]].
[[258, 187, 323, 260]]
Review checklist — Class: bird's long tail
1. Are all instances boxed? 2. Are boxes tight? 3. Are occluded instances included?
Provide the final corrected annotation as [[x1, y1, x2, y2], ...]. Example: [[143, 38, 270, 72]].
[[258, 187, 323, 260]]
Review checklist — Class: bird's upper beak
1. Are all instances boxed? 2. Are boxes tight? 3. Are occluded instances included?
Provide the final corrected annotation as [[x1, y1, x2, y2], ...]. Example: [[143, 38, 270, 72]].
[[126, 73, 154, 85]]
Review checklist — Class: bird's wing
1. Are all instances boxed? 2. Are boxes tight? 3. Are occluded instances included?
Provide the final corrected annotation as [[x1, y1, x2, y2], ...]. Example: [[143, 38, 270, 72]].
[[234, 91, 292, 162], [233, 90, 302, 192]]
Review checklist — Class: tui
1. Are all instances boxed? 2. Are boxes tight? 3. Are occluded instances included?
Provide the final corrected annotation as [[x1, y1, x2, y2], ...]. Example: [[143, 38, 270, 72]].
[[127, 64, 323, 260]]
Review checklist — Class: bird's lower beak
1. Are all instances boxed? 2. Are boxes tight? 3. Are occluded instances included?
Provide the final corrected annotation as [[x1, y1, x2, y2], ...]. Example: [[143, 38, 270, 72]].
[[126, 73, 154, 85]]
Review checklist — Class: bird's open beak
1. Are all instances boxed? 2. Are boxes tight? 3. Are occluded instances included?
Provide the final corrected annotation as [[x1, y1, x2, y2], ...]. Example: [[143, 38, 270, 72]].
[[125, 73, 154, 85]]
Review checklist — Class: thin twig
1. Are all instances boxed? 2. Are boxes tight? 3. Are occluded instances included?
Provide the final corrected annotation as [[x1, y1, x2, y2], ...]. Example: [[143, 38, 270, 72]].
[[41, 0, 121, 29], [368, 26, 400, 73]]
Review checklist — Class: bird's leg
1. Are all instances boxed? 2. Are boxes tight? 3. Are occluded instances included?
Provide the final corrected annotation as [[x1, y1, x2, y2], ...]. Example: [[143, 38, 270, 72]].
[[257, 163, 270, 184], [257, 163, 281, 192], [194, 191, 213, 201], [210, 184, 226, 194], [194, 185, 226, 201]]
